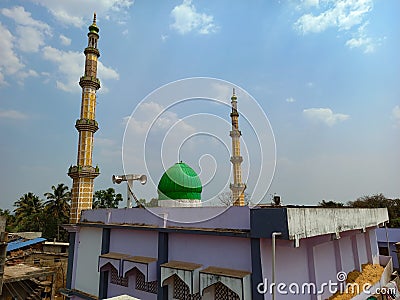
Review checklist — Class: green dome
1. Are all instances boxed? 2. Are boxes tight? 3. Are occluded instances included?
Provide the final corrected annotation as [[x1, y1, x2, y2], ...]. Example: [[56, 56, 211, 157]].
[[158, 162, 202, 200]]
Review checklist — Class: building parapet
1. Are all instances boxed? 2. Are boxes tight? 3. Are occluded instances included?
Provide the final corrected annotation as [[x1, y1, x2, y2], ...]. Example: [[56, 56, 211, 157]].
[[250, 207, 389, 241], [285, 207, 389, 240], [80, 206, 389, 242]]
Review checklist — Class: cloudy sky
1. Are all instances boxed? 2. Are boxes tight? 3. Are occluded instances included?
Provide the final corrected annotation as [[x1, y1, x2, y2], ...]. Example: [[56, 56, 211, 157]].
[[0, 0, 399, 210]]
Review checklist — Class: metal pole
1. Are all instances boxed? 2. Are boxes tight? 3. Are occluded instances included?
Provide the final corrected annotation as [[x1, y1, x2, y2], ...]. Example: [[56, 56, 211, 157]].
[[384, 223, 390, 257], [127, 179, 133, 208], [272, 232, 281, 300]]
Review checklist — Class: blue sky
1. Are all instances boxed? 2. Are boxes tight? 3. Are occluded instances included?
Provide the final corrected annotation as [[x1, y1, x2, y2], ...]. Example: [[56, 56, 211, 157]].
[[0, 0, 399, 210]]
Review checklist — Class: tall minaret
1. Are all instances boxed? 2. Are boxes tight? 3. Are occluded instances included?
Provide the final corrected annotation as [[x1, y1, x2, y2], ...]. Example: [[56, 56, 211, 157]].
[[229, 88, 246, 206], [68, 13, 101, 224]]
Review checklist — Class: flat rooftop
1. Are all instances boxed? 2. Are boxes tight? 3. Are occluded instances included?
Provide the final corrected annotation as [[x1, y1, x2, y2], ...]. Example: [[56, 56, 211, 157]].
[[3, 264, 55, 283], [79, 206, 389, 240]]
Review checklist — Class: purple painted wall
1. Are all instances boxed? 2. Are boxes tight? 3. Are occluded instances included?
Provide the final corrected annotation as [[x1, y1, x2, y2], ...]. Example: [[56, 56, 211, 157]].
[[368, 229, 379, 264], [260, 238, 310, 300], [259, 230, 376, 300], [339, 236, 355, 274], [109, 229, 158, 258], [168, 233, 252, 272], [376, 228, 400, 243], [314, 240, 337, 300], [356, 233, 368, 266], [376, 228, 400, 268]]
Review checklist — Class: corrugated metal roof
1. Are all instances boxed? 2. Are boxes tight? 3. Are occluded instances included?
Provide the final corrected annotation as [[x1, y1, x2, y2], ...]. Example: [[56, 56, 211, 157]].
[[7, 237, 46, 252]]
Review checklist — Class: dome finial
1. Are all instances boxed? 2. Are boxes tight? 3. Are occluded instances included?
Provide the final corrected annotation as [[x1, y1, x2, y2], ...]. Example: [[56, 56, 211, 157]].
[[93, 12, 97, 24], [231, 87, 237, 101]]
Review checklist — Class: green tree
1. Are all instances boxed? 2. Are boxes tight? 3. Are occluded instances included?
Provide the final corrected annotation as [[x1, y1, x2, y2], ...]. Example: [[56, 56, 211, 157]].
[[92, 188, 123, 209], [318, 200, 345, 208], [44, 183, 71, 241], [14, 192, 44, 232]]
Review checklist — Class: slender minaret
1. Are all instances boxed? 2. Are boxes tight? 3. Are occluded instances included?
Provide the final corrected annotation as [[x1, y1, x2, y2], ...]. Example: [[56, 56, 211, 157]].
[[229, 88, 246, 206], [68, 13, 101, 224]]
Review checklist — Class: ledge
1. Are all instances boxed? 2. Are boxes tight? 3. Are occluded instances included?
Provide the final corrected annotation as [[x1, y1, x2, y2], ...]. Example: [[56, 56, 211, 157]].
[[68, 165, 100, 179], [75, 119, 98, 133]]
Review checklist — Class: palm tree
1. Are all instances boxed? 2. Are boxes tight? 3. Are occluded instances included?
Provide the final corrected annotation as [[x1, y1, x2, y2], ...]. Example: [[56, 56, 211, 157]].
[[44, 183, 71, 240], [14, 192, 44, 232]]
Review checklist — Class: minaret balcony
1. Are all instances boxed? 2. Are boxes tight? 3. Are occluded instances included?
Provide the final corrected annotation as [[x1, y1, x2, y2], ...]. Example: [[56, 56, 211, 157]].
[[84, 47, 100, 57], [230, 156, 243, 163], [68, 165, 100, 179], [230, 111, 239, 117], [229, 130, 242, 138], [75, 118, 99, 133], [230, 183, 247, 190], [79, 76, 101, 90]]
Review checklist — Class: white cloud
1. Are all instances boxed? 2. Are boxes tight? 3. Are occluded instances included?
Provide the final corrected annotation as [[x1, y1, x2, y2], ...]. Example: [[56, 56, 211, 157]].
[[16, 25, 46, 52], [125, 102, 194, 134], [346, 36, 374, 53], [303, 0, 320, 7], [286, 97, 296, 103], [345, 22, 377, 53], [303, 108, 350, 126], [59, 34, 72, 46], [0, 109, 28, 120], [1, 6, 51, 54], [0, 22, 25, 85], [26, 0, 134, 27], [295, 0, 373, 34], [18, 69, 39, 84], [392, 105, 400, 126], [123, 101, 197, 178], [294, 0, 378, 53], [170, 0, 218, 35], [42, 46, 119, 93], [0, 73, 5, 86], [1, 6, 51, 34]]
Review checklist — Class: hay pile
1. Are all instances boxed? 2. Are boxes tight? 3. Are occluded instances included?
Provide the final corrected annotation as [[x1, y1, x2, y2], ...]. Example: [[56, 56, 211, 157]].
[[327, 264, 384, 300]]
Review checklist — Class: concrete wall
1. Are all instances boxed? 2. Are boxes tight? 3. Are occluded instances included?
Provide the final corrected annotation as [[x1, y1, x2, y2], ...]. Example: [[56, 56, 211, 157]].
[[368, 229, 379, 265], [313, 240, 337, 300], [73, 227, 103, 297], [339, 236, 355, 274], [260, 238, 310, 300], [376, 228, 400, 269], [286, 208, 388, 240], [259, 229, 378, 300], [109, 229, 158, 258], [168, 233, 252, 272], [356, 233, 368, 267]]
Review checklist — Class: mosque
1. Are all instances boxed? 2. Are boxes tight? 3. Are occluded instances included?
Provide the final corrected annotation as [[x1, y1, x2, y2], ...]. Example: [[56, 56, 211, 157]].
[[62, 15, 394, 300]]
